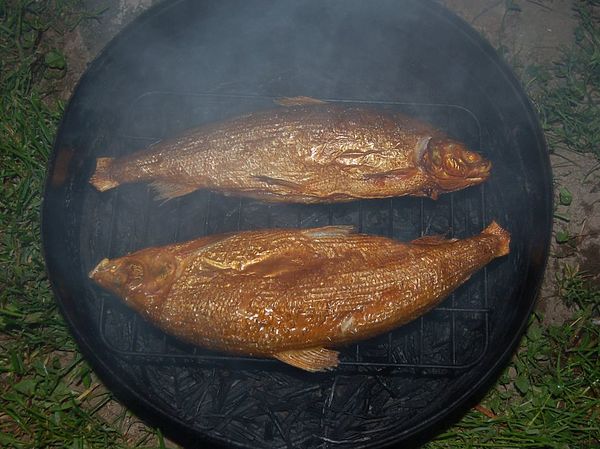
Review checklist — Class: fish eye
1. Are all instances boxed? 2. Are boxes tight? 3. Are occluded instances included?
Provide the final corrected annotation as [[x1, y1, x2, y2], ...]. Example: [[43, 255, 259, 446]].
[[464, 152, 479, 163]]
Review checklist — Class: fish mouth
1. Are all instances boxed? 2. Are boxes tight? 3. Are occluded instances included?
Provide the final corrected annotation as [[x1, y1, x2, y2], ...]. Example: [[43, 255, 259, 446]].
[[462, 159, 492, 181], [88, 257, 130, 294], [89, 258, 110, 279], [466, 176, 487, 183], [465, 159, 492, 182], [434, 164, 491, 190]]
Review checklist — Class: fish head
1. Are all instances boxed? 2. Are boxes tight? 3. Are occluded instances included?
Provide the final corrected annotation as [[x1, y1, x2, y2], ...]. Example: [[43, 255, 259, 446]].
[[419, 137, 491, 194], [89, 249, 178, 311]]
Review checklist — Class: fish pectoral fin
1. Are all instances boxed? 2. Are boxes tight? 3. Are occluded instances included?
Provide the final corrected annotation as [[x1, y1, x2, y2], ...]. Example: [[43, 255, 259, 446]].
[[273, 347, 340, 372], [150, 181, 197, 201], [362, 168, 418, 180], [243, 254, 323, 280], [411, 234, 456, 245], [301, 225, 356, 239], [274, 96, 327, 106], [252, 175, 303, 191]]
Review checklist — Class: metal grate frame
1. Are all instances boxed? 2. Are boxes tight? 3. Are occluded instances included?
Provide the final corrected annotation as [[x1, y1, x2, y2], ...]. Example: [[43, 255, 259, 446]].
[[93, 93, 491, 372]]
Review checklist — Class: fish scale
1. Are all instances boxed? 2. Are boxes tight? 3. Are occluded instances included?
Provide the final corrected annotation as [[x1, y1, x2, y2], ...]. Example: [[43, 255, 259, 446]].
[[90, 103, 491, 203], [89, 222, 510, 371]]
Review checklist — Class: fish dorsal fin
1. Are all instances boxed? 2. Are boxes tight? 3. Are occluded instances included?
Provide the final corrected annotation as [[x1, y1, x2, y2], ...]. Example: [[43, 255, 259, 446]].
[[411, 234, 455, 245], [151, 181, 197, 201], [274, 347, 339, 372], [301, 225, 356, 239], [274, 96, 327, 106], [173, 233, 241, 266]]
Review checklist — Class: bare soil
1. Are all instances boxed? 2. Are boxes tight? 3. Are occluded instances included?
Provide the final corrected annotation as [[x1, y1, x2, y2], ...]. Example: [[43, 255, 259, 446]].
[[441, 0, 599, 326], [441, 0, 577, 65]]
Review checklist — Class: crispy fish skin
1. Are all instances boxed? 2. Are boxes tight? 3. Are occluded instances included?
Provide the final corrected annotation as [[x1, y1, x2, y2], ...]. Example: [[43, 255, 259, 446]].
[[89, 222, 510, 372], [90, 104, 491, 202]]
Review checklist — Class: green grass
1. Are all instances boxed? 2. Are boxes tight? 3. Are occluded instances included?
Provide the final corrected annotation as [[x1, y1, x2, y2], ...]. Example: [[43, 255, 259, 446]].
[[525, 0, 600, 157], [0, 1, 166, 448], [1, 1, 599, 448], [426, 268, 600, 449]]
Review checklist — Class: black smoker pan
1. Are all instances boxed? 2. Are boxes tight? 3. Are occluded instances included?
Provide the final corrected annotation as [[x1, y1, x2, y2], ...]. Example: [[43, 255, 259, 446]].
[[42, 0, 552, 447]]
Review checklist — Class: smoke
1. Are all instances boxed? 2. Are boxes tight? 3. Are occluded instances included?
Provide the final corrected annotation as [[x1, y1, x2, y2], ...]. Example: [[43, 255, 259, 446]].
[[43, 0, 553, 447]]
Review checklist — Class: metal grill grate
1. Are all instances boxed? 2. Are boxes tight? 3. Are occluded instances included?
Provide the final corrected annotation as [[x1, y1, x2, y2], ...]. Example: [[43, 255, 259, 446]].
[[94, 93, 490, 371]]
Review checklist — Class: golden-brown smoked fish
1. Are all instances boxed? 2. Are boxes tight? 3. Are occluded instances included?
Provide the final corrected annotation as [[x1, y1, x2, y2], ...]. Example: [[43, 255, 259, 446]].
[[90, 101, 491, 203], [89, 222, 510, 372]]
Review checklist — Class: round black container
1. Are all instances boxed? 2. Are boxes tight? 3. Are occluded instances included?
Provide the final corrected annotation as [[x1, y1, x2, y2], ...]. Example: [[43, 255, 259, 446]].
[[42, 0, 552, 447]]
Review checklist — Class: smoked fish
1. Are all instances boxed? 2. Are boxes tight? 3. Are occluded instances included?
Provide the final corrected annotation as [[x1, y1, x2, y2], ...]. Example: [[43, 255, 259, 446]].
[[90, 101, 491, 203], [89, 222, 510, 372]]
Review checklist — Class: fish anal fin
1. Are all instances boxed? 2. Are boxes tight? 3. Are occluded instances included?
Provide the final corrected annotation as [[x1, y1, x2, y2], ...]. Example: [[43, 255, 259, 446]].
[[302, 225, 356, 239], [274, 96, 327, 106], [151, 181, 197, 201], [274, 347, 339, 372], [412, 234, 456, 245]]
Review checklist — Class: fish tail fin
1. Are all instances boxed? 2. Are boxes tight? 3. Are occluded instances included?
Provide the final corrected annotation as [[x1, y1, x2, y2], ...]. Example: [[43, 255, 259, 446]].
[[483, 221, 510, 256], [90, 157, 119, 191]]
